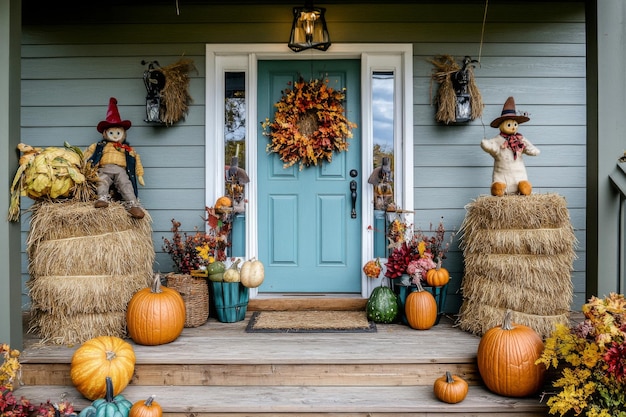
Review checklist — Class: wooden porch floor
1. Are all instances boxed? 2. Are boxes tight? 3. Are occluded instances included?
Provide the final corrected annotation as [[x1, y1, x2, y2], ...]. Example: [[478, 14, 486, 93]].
[[16, 303, 551, 416]]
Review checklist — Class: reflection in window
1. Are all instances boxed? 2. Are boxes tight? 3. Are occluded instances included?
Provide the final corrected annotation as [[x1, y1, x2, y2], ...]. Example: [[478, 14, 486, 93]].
[[371, 71, 394, 211], [224, 72, 248, 210]]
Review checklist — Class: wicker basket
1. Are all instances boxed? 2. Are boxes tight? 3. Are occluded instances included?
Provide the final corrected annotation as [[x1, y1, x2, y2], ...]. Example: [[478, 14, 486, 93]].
[[166, 273, 209, 327]]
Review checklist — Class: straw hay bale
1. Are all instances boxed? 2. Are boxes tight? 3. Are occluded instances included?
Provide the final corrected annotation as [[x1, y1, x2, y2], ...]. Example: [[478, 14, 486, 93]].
[[459, 193, 572, 231], [29, 309, 127, 345], [456, 301, 570, 339], [457, 194, 576, 337], [461, 227, 576, 255], [460, 274, 572, 316], [28, 274, 148, 315], [25, 200, 155, 345], [26, 201, 153, 254], [28, 229, 154, 277]]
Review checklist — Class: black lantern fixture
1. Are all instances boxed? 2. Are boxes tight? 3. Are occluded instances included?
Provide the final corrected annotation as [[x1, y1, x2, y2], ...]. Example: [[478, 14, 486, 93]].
[[288, 1, 331, 52]]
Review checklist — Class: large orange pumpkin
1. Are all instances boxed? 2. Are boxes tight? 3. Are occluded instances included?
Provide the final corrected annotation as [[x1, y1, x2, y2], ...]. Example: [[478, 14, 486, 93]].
[[405, 281, 438, 330], [477, 309, 546, 397], [70, 335, 136, 401], [126, 273, 186, 346]]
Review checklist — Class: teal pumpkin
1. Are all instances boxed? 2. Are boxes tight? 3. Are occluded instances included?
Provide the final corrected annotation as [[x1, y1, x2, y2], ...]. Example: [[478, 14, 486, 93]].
[[366, 286, 399, 323]]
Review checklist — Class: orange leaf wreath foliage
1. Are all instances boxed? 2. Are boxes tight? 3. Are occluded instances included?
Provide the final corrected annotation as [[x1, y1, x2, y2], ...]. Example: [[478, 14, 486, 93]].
[[262, 78, 357, 170]]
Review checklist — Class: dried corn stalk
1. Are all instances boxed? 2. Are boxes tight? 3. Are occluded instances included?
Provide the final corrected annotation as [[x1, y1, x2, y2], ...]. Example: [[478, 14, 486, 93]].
[[159, 58, 197, 125]]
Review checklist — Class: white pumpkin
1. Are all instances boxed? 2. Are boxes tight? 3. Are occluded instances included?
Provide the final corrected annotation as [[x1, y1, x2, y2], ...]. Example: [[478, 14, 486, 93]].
[[240, 258, 265, 288], [222, 259, 241, 283]]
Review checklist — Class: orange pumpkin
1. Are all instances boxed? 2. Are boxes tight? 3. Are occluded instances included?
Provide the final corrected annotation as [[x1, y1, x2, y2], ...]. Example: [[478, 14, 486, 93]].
[[404, 281, 438, 330], [215, 196, 232, 210], [433, 371, 469, 404], [130, 395, 163, 417], [425, 265, 450, 287], [477, 309, 546, 397], [126, 273, 186, 346], [362, 258, 382, 278], [70, 336, 136, 401]]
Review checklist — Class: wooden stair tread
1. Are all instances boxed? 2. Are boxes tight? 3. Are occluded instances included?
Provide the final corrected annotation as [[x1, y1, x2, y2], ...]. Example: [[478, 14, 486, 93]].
[[15, 385, 548, 415]]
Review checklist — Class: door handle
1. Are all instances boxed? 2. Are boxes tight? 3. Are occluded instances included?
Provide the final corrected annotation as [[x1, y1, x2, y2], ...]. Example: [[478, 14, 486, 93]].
[[349, 169, 358, 219], [350, 180, 357, 219]]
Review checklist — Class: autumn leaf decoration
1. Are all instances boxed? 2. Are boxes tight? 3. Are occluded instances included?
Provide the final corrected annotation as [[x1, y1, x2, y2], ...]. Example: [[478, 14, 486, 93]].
[[262, 78, 357, 170]]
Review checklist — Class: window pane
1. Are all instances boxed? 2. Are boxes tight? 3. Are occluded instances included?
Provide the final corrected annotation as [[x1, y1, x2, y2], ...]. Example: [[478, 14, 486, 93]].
[[372, 71, 394, 210], [224, 72, 246, 199]]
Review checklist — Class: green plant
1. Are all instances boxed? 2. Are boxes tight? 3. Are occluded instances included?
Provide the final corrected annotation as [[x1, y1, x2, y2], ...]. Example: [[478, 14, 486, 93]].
[[536, 293, 626, 417]]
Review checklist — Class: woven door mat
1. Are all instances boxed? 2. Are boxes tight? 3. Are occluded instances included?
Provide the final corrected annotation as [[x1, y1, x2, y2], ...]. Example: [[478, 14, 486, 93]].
[[245, 310, 377, 333]]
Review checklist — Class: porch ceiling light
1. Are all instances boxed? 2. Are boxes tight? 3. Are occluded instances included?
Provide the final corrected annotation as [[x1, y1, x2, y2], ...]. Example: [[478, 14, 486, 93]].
[[288, 1, 331, 52]]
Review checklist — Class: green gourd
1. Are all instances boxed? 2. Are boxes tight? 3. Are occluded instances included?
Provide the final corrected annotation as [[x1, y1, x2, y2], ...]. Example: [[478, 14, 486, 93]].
[[366, 286, 399, 323]]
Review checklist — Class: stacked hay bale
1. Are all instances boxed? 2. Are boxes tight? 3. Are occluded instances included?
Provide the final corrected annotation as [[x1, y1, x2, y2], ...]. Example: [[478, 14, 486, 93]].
[[457, 194, 576, 338], [26, 201, 154, 345]]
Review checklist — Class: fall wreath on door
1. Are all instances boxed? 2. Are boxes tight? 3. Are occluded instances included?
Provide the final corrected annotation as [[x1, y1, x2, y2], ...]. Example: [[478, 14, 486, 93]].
[[262, 78, 357, 170]]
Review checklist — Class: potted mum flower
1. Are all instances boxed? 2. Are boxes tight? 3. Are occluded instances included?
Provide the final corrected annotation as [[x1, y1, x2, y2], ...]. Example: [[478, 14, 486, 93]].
[[384, 217, 455, 325], [537, 292, 626, 417]]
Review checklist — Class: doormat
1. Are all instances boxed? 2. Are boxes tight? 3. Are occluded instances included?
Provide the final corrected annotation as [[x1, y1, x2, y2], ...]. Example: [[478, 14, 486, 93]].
[[245, 310, 377, 333]]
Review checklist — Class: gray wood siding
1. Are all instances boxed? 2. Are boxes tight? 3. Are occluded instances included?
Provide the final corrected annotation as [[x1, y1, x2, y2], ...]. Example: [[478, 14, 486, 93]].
[[19, 1, 587, 312]]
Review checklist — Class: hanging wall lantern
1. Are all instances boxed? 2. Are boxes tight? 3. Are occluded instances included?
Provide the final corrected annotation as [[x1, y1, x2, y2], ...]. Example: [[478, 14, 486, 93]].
[[288, 1, 331, 52], [142, 60, 166, 124], [429, 55, 483, 125]]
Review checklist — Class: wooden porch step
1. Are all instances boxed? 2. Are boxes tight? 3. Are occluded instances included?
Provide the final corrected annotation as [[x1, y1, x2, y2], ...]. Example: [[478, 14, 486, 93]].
[[247, 295, 368, 311], [15, 385, 548, 416], [17, 314, 550, 416]]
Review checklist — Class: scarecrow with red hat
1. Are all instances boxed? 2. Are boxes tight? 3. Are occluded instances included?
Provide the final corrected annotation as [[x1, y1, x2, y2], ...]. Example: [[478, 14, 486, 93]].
[[84, 97, 145, 219], [481, 96, 540, 196]]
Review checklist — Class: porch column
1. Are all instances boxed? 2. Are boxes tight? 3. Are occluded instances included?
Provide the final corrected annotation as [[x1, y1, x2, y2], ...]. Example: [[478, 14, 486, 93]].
[[587, 0, 626, 297], [0, 0, 23, 348]]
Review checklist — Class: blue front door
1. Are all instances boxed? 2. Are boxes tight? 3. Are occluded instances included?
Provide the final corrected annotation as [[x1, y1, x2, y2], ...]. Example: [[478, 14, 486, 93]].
[[257, 60, 361, 293]]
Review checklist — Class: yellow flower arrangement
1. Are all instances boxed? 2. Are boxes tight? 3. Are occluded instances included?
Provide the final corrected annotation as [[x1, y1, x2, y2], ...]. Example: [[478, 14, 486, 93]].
[[536, 293, 626, 417], [262, 78, 357, 170], [1, 343, 21, 391]]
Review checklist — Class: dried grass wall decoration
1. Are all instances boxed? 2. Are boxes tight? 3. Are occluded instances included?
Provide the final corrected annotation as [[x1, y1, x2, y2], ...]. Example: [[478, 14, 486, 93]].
[[159, 58, 197, 125]]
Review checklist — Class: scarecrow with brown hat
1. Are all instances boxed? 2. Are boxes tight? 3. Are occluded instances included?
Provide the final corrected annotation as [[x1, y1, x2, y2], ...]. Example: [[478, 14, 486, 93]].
[[481, 96, 540, 196], [84, 97, 145, 219]]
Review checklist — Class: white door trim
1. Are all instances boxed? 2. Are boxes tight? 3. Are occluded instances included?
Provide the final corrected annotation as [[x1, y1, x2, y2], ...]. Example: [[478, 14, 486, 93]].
[[205, 43, 414, 298]]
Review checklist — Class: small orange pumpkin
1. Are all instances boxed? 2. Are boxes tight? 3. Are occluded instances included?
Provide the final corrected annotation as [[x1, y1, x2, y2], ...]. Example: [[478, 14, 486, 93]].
[[477, 309, 546, 397], [70, 336, 136, 401], [362, 258, 382, 278], [130, 395, 163, 417], [433, 371, 469, 404], [425, 264, 450, 287], [404, 281, 438, 330], [215, 196, 232, 210], [126, 273, 186, 346]]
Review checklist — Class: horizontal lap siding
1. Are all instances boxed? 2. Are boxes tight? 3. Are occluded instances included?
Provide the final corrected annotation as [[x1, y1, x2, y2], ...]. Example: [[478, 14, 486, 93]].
[[19, 1, 587, 311]]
